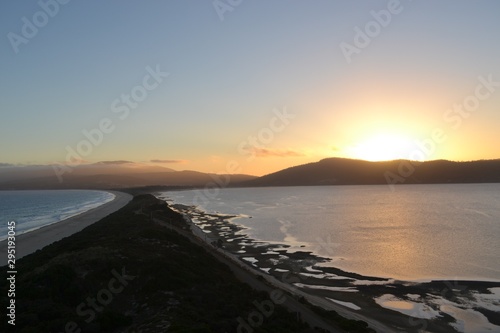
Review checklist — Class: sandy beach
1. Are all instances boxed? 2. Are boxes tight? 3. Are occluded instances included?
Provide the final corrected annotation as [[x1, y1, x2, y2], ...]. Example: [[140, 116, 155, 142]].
[[0, 190, 132, 266]]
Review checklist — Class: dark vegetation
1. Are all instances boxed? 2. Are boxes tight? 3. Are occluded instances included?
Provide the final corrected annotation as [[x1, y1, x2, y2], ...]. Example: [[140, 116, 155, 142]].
[[0, 195, 324, 332], [298, 298, 375, 333]]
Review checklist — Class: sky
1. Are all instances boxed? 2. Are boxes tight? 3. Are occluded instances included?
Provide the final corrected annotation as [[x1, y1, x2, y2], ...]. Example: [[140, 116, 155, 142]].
[[1, 0, 499, 176]]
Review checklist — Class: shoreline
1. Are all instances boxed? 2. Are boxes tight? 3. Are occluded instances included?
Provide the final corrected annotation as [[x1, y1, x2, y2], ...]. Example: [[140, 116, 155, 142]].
[[0, 190, 132, 266], [165, 200, 500, 333], [158, 188, 500, 283], [163, 198, 500, 283], [4, 194, 345, 332], [0, 190, 116, 242]]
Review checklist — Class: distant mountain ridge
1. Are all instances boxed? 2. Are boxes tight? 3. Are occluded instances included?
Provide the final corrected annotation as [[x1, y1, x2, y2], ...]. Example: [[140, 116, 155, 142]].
[[237, 158, 500, 187], [0, 163, 256, 190], [1, 158, 499, 190]]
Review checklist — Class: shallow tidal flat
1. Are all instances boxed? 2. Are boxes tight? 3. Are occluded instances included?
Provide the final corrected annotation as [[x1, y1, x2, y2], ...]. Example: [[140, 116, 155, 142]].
[[172, 203, 500, 333]]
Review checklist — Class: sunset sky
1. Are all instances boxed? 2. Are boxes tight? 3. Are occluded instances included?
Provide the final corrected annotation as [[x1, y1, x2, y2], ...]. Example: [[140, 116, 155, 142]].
[[1, 1, 500, 176]]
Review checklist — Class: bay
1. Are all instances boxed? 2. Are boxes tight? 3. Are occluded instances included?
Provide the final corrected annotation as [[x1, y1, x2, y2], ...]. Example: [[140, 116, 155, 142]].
[[163, 184, 500, 281]]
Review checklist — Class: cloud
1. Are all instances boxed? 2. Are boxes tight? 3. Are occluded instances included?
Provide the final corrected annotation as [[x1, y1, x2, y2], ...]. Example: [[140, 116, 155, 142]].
[[52, 159, 89, 166], [95, 160, 134, 165], [150, 159, 186, 164], [0, 163, 47, 168], [250, 148, 305, 158]]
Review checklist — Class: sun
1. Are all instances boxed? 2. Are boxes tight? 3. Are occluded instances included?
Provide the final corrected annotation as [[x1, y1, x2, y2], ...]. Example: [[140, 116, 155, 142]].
[[347, 133, 414, 161]]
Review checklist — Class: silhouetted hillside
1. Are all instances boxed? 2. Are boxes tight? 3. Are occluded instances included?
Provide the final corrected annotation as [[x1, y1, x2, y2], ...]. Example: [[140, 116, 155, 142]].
[[2, 158, 499, 190], [0, 167, 256, 190], [237, 158, 500, 187]]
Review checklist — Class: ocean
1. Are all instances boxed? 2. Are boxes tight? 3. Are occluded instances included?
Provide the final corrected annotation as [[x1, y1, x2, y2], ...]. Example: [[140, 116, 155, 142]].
[[161, 184, 500, 282], [0, 190, 115, 241]]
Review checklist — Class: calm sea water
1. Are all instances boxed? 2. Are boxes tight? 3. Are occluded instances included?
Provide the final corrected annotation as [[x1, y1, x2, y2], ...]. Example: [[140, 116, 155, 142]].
[[0, 190, 115, 241], [163, 184, 500, 281]]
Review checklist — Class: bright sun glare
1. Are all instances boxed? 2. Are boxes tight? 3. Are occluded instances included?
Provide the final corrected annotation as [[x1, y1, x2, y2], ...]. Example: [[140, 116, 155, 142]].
[[347, 134, 413, 161]]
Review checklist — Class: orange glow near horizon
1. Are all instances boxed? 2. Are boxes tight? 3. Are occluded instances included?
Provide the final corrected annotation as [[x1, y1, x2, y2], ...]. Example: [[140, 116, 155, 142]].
[[345, 133, 416, 162]]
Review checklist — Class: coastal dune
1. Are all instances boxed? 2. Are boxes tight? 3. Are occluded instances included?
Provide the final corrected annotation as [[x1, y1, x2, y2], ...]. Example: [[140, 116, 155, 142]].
[[0, 191, 132, 266]]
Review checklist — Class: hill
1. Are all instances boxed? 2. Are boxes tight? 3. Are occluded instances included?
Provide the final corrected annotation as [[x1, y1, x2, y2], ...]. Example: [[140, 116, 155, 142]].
[[238, 158, 500, 187], [0, 163, 256, 190]]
